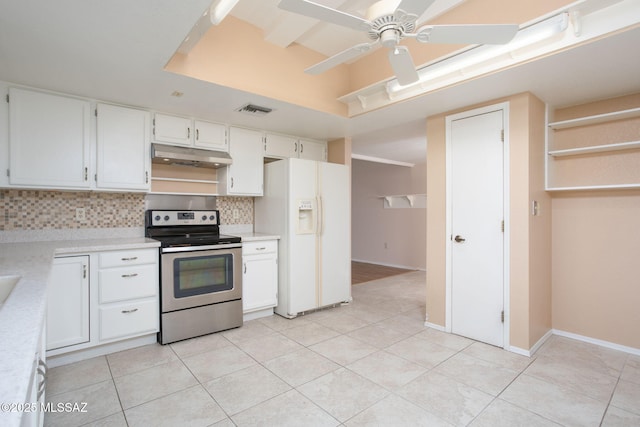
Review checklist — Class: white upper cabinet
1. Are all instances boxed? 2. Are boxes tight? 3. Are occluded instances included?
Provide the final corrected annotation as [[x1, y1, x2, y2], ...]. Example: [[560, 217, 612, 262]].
[[219, 127, 263, 196], [96, 103, 150, 191], [264, 133, 327, 162], [298, 139, 327, 161], [264, 133, 298, 159], [152, 113, 192, 146], [8, 87, 91, 189], [194, 120, 227, 151], [153, 113, 228, 151]]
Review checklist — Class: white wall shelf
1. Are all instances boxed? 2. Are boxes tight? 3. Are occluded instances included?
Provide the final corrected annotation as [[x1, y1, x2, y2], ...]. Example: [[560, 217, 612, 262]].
[[150, 177, 218, 184], [381, 194, 427, 208], [548, 140, 640, 157], [545, 100, 640, 191], [548, 107, 640, 130]]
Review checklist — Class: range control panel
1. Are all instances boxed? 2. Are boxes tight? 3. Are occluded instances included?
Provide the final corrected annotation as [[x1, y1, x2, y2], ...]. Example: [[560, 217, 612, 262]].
[[149, 210, 219, 226]]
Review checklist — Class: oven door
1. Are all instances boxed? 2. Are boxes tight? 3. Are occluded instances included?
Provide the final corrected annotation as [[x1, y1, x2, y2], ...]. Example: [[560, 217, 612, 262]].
[[160, 245, 242, 313]]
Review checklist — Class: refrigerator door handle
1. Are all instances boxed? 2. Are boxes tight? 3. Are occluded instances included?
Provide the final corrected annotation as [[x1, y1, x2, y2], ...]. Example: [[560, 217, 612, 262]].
[[317, 196, 323, 236]]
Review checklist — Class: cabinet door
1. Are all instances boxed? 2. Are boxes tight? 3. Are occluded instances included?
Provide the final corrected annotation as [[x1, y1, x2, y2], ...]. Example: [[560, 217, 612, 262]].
[[194, 120, 227, 151], [8, 87, 91, 188], [47, 256, 90, 351], [264, 134, 297, 159], [96, 103, 150, 191], [226, 127, 264, 196], [243, 254, 278, 313], [298, 139, 327, 161], [153, 113, 192, 146]]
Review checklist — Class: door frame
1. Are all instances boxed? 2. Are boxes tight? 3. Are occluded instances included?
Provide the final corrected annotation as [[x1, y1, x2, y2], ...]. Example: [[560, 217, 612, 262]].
[[444, 102, 511, 349]]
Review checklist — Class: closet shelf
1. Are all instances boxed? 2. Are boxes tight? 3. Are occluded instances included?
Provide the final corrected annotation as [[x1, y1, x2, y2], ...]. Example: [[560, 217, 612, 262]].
[[548, 140, 640, 157], [380, 194, 426, 208], [548, 107, 640, 130]]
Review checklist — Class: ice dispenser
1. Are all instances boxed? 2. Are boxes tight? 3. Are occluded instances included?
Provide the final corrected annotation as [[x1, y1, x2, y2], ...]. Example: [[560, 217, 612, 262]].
[[296, 199, 316, 234]]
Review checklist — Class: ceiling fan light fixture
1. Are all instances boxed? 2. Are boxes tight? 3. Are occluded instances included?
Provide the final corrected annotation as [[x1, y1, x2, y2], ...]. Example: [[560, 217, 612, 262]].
[[380, 29, 400, 47]]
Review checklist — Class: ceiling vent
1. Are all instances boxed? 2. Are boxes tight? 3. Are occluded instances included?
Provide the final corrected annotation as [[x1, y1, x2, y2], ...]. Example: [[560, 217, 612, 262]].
[[236, 103, 273, 116]]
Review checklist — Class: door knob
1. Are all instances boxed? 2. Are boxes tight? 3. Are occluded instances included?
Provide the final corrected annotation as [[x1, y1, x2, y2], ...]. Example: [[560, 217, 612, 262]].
[[454, 235, 466, 243]]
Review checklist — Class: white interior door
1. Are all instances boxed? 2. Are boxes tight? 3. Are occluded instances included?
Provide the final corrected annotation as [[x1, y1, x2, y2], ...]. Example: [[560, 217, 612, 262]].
[[450, 108, 505, 347]]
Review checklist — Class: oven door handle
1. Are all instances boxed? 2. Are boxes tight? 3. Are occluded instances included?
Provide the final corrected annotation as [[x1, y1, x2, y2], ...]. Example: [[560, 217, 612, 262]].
[[161, 243, 242, 253]]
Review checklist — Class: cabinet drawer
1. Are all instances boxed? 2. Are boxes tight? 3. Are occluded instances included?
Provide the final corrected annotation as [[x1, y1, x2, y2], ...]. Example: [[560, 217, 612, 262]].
[[99, 249, 157, 268], [99, 299, 158, 342], [99, 264, 158, 303], [242, 240, 277, 256]]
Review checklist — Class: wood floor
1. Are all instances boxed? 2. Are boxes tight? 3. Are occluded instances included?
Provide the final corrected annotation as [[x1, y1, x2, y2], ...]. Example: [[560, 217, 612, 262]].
[[351, 261, 414, 284]]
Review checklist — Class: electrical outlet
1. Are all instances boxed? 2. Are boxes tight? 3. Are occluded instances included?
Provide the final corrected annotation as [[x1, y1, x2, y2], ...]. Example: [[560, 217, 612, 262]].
[[75, 207, 86, 221], [233, 209, 240, 219]]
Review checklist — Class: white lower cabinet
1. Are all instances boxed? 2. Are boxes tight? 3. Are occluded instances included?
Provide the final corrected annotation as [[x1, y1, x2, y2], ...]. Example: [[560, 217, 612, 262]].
[[47, 248, 158, 357], [47, 256, 90, 351], [242, 240, 278, 314], [97, 249, 159, 343]]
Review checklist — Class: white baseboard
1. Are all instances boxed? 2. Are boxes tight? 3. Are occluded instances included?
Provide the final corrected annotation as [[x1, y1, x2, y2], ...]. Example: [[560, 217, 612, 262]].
[[509, 329, 554, 357], [553, 329, 640, 356], [424, 322, 446, 332], [351, 258, 425, 271]]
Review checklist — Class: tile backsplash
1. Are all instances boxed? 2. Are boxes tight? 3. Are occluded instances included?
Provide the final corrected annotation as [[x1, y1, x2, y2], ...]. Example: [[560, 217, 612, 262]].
[[0, 190, 254, 231], [0, 190, 145, 230], [216, 196, 254, 225]]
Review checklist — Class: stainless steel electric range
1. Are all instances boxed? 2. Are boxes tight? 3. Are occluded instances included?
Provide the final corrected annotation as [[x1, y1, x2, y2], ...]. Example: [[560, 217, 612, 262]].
[[145, 209, 242, 344]]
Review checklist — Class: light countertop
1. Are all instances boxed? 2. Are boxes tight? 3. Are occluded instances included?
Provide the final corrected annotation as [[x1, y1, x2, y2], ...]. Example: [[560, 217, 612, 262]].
[[235, 232, 280, 242], [0, 237, 159, 427]]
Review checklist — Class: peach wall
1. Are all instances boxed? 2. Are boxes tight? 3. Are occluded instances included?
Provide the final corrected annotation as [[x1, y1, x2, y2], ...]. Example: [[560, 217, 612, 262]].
[[552, 191, 640, 349], [551, 95, 640, 350], [527, 95, 553, 348], [165, 16, 349, 116], [426, 115, 447, 325], [328, 137, 352, 166], [426, 93, 552, 350]]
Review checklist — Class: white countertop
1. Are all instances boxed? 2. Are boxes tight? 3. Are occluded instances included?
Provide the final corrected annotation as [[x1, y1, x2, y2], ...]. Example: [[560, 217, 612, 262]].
[[236, 232, 280, 242], [0, 237, 159, 427]]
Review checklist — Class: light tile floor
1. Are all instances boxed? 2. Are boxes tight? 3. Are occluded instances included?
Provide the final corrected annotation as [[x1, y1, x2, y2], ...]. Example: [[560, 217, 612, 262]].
[[44, 271, 640, 426]]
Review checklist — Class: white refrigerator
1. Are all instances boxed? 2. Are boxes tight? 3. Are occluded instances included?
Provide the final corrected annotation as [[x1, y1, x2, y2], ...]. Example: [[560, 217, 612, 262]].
[[254, 158, 351, 318]]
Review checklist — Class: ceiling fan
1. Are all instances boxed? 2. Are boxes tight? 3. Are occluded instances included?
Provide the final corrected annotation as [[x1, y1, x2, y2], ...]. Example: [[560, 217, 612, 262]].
[[278, 0, 519, 85]]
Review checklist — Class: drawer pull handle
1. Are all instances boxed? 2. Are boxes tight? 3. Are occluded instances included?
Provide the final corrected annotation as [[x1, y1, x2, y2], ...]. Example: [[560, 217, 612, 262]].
[[256, 247, 266, 251], [121, 257, 138, 261], [122, 308, 139, 314], [121, 273, 138, 278]]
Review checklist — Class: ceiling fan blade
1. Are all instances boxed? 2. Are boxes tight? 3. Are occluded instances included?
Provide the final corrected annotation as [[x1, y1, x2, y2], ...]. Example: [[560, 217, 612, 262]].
[[305, 43, 374, 75], [417, 24, 519, 45], [278, 0, 371, 32], [388, 46, 419, 86], [395, 0, 436, 21]]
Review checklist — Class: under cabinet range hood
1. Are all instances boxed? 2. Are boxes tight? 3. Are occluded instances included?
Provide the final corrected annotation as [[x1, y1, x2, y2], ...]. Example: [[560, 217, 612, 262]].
[[151, 143, 232, 169]]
